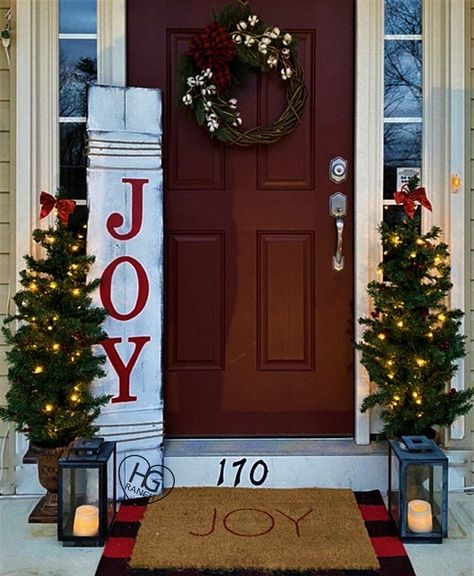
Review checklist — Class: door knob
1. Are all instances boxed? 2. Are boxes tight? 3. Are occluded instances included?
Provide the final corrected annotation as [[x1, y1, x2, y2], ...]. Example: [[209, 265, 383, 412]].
[[329, 192, 347, 271]]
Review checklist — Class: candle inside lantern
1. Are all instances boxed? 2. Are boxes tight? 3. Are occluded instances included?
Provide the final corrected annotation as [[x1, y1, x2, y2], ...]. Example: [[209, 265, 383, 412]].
[[407, 499, 433, 533], [73, 504, 99, 537]]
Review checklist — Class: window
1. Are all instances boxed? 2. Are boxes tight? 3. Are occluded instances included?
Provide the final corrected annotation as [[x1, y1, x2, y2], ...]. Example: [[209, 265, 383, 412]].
[[59, 0, 97, 232], [383, 0, 422, 226]]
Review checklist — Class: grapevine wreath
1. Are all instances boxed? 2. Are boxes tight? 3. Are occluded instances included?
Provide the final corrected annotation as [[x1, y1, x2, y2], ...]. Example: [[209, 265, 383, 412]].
[[178, 0, 308, 146]]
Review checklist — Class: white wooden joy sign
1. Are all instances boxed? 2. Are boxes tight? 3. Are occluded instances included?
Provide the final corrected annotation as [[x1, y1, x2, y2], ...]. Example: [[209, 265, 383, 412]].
[[87, 86, 164, 500]]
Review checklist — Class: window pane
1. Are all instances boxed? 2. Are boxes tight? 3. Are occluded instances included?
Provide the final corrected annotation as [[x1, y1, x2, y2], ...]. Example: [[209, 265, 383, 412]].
[[60, 123, 86, 166], [68, 205, 89, 238], [383, 206, 421, 274], [60, 168, 87, 200], [384, 40, 422, 117], [60, 124, 87, 200], [383, 123, 421, 199], [385, 0, 422, 35], [59, 0, 97, 34], [60, 40, 97, 117], [383, 204, 420, 228]]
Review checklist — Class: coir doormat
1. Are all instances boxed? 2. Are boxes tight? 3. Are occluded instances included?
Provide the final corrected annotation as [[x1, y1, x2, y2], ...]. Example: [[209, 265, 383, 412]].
[[94, 490, 416, 576]]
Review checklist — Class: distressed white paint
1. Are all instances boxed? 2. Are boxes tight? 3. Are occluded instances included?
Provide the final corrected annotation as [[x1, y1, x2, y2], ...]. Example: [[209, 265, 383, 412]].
[[87, 86, 163, 500]]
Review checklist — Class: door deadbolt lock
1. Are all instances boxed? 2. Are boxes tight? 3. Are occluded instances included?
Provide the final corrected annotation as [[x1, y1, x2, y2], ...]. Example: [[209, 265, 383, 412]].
[[329, 157, 348, 183]]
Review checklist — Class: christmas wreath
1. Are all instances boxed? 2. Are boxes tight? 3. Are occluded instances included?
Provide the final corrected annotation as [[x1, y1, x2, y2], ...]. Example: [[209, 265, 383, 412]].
[[178, 0, 308, 146]]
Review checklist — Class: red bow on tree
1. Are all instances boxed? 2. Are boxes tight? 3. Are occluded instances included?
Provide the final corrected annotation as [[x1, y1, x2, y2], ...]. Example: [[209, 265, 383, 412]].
[[394, 184, 432, 219], [188, 21, 236, 91], [39, 191, 77, 225]]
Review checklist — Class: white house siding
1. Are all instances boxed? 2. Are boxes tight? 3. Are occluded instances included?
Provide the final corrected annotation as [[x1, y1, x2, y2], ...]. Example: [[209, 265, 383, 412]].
[[0, 0, 12, 494]]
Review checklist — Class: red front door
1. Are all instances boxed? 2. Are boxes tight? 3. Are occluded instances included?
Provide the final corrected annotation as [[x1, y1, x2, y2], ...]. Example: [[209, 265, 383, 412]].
[[127, 0, 355, 436]]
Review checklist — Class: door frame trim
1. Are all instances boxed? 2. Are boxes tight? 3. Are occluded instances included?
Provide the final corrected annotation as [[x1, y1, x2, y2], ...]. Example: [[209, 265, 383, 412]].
[[354, 0, 384, 444]]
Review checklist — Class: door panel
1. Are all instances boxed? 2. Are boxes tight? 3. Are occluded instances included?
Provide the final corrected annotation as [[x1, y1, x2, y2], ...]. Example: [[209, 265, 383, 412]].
[[257, 232, 314, 371], [168, 232, 225, 371], [127, 0, 355, 436]]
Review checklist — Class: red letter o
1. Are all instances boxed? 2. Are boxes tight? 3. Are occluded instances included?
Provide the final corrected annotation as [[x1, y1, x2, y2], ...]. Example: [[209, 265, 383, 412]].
[[100, 256, 149, 320]]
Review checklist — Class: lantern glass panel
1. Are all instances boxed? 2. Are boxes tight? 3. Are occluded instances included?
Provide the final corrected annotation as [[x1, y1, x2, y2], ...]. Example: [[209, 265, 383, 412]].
[[61, 467, 100, 538], [407, 463, 444, 534], [106, 455, 115, 531], [389, 450, 400, 525]]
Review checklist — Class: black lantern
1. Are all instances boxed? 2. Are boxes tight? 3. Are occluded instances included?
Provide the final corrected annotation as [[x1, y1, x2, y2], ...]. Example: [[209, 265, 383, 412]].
[[58, 438, 116, 546], [388, 435, 448, 543]]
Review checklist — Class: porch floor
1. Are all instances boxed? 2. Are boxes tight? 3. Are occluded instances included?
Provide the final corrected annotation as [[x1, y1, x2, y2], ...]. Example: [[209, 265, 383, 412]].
[[0, 491, 472, 576]]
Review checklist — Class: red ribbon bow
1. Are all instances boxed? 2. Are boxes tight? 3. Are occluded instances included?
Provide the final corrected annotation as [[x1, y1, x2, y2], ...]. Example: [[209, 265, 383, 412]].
[[394, 184, 432, 219], [39, 191, 77, 225], [188, 21, 236, 91]]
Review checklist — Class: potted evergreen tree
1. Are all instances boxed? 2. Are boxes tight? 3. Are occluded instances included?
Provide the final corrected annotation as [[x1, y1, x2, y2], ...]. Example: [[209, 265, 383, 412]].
[[357, 177, 474, 439], [0, 191, 110, 522]]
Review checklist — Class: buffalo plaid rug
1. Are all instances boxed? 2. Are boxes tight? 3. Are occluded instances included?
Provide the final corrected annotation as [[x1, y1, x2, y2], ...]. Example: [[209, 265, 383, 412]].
[[94, 490, 416, 576]]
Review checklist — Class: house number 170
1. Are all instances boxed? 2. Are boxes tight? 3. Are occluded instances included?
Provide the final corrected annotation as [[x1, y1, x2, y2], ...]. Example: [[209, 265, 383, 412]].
[[217, 458, 269, 487]]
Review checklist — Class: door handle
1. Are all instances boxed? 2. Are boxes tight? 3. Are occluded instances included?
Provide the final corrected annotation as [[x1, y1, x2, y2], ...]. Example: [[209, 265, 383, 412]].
[[333, 217, 344, 271], [329, 192, 347, 271]]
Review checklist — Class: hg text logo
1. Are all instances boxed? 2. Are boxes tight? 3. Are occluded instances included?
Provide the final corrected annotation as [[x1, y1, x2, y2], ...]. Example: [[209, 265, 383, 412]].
[[118, 455, 174, 499]]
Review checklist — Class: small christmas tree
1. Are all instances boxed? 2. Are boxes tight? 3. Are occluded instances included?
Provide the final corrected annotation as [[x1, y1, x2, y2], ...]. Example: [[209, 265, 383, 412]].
[[357, 177, 474, 438], [0, 191, 110, 448]]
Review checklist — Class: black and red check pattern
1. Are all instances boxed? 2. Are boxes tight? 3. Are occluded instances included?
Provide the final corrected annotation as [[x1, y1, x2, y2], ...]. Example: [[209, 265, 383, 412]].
[[94, 491, 416, 576], [355, 491, 416, 576]]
